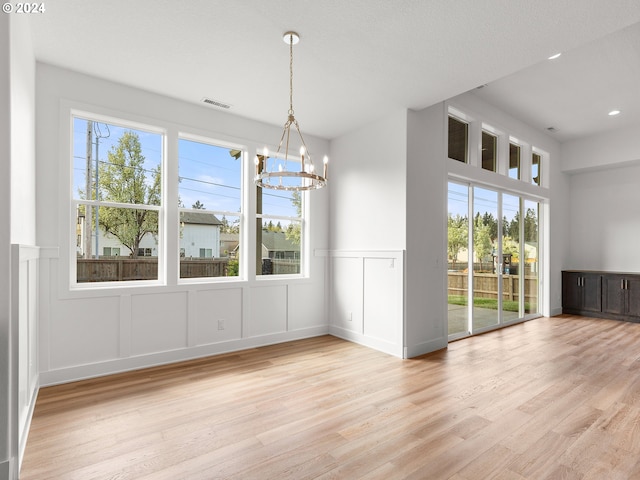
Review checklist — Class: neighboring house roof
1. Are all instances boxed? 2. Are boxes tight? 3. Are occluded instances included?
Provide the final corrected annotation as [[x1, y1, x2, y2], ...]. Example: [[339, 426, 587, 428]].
[[260, 231, 299, 252], [181, 211, 223, 226], [220, 233, 239, 242]]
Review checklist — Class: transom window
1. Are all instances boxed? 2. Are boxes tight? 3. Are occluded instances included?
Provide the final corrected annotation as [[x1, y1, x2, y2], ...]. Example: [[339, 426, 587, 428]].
[[532, 152, 541, 186], [481, 131, 497, 172], [448, 116, 468, 163], [509, 142, 521, 180]]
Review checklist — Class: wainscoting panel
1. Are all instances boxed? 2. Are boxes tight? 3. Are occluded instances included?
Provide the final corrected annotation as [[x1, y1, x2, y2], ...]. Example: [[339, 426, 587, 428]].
[[11, 245, 40, 468], [248, 285, 287, 337], [329, 251, 404, 358], [131, 292, 188, 356], [194, 287, 243, 345]]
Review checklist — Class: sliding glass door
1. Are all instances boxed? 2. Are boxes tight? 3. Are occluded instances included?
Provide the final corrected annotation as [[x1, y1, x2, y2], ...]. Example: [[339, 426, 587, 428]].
[[472, 187, 499, 331], [447, 181, 542, 339], [524, 199, 539, 315], [501, 194, 521, 323], [447, 182, 469, 337]]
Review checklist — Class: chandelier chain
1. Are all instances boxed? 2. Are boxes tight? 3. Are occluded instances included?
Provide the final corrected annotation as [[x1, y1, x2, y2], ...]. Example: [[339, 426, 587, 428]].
[[289, 33, 294, 116]]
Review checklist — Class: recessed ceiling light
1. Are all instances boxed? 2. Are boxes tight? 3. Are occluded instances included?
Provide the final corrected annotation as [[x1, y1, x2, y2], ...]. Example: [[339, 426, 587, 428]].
[[608, 110, 621, 116], [548, 53, 562, 60]]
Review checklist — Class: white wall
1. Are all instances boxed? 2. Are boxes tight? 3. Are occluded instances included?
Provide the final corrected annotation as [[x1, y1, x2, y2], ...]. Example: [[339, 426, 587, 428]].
[[405, 104, 448, 357], [562, 123, 640, 173], [329, 110, 408, 251], [9, 17, 36, 246], [562, 121, 640, 272], [0, 14, 13, 480], [36, 64, 329, 385], [567, 163, 640, 271], [2, 14, 38, 480]]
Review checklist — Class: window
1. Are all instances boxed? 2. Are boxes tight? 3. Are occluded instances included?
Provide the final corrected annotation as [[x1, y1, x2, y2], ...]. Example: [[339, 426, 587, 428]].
[[448, 116, 468, 163], [481, 131, 497, 172], [509, 142, 521, 180], [532, 152, 541, 186], [70, 110, 320, 287], [256, 154, 304, 276], [72, 115, 163, 283], [178, 137, 242, 279]]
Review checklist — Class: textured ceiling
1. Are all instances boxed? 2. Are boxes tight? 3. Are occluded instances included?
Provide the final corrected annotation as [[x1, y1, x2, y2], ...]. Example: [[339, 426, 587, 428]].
[[28, 0, 640, 141]]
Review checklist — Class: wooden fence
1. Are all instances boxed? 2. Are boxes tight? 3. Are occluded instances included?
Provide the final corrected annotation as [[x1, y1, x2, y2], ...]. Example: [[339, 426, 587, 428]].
[[77, 257, 299, 281], [77, 258, 229, 282], [448, 271, 538, 304]]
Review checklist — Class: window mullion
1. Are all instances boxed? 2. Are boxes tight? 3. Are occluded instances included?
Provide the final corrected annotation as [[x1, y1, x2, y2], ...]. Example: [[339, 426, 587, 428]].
[[165, 127, 180, 286]]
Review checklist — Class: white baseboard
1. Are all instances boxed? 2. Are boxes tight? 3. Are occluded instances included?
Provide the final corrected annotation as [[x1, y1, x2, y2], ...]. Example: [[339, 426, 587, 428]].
[[404, 336, 448, 359], [329, 326, 403, 358]]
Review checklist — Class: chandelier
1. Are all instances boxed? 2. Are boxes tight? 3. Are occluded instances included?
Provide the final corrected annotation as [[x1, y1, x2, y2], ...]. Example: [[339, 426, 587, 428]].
[[255, 31, 328, 191]]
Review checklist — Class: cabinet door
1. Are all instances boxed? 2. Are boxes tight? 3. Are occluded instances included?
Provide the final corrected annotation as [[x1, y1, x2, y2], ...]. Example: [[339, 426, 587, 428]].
[[562, 272, 582, 311], [602, 275, 625, 315], [626, 276, 640, 317], [582, 273, 602, 312]]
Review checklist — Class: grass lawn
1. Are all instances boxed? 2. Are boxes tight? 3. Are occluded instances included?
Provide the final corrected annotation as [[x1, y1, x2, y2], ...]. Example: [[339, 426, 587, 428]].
[[448, 295, 530, 312]]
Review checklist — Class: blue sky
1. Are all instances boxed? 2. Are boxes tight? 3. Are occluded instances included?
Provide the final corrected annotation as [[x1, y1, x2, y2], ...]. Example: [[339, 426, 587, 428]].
[[72, 117, 299, 221], [448, 182, 520, 223]]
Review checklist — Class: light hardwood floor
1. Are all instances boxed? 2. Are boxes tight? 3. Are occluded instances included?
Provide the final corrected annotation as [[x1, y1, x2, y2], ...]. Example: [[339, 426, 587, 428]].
[[21, 315, 640, 479]]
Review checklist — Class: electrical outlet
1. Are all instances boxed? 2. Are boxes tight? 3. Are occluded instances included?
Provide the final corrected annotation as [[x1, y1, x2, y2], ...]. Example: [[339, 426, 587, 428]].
[[217, 319, 225, 330], [347, 312, 353, 322]]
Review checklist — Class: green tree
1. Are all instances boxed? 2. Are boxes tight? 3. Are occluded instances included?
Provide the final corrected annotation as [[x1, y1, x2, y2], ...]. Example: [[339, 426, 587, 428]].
[[474, 216, 493, 271], [97, 131, 161, 257], [482, 212, 498, 242], [524, 207, 538, 242], [285, 190, 302, 245], [192, 200, 205, 209], [508, 211, 520, 242], [447, 214, 468, 268], [220, 214, 239, 234]]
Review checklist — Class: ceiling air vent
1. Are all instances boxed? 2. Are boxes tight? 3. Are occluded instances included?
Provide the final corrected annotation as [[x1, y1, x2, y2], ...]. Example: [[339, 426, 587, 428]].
[[202, 97, 232, 109]]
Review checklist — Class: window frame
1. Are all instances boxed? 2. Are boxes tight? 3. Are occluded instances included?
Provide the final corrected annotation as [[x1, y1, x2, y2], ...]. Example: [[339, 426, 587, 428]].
[[64, 103, 317, 293], [70, 109, 166, 288], [255, 151, 307, 279], [177, 133, 245, 283]]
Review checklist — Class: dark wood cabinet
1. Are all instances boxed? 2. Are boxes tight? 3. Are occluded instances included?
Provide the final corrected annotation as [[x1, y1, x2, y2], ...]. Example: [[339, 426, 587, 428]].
[[562, 271, 601, 313], [563, 270, 640, 323], [603, 274, 640, 318]]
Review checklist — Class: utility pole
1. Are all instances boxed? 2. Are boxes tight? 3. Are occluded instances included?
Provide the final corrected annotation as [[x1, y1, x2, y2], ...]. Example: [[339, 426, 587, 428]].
[[85, 120, 93, 258], [94, 130, 100, 257]]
